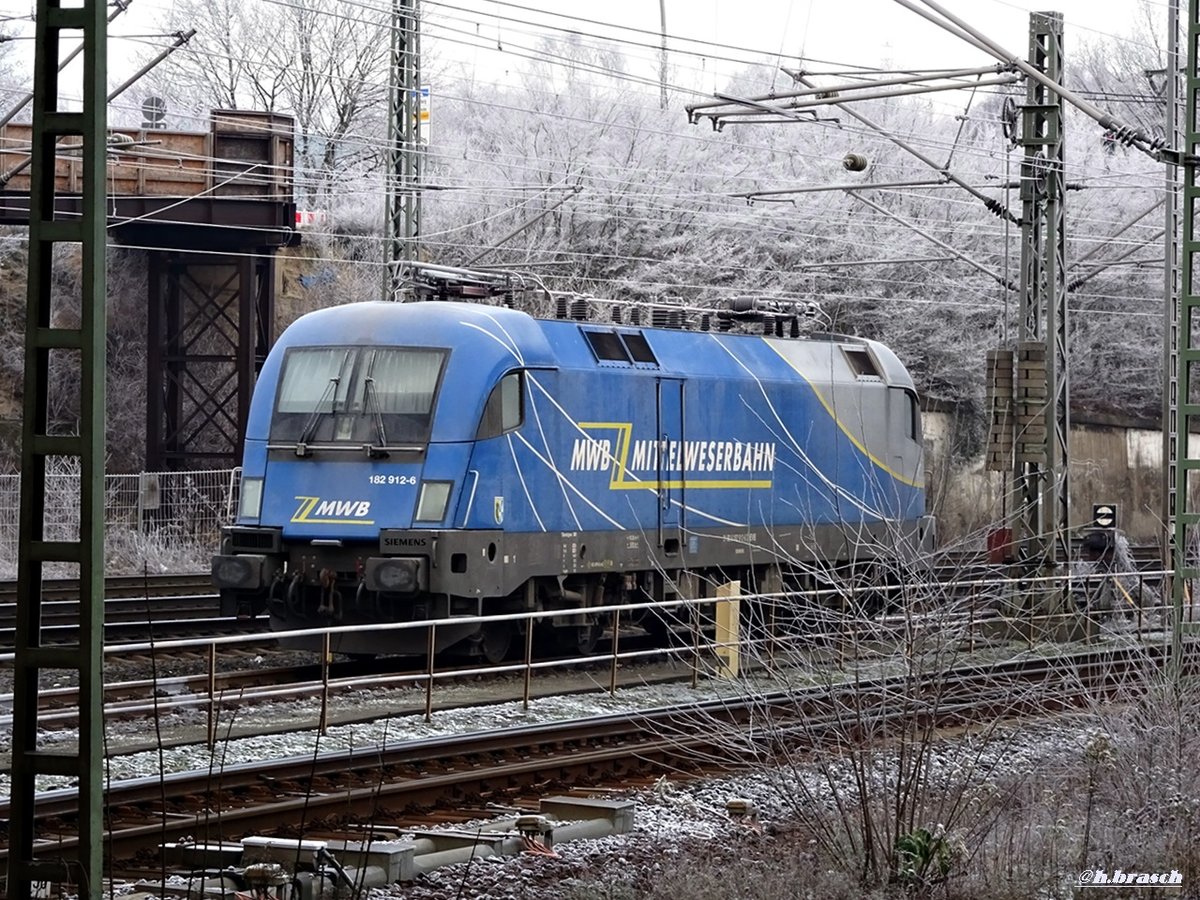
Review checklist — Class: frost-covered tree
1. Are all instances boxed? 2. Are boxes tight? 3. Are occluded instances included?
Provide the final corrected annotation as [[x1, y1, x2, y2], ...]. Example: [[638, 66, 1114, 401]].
[[144, 0, 391, 204], [0, 26, 20, 96]]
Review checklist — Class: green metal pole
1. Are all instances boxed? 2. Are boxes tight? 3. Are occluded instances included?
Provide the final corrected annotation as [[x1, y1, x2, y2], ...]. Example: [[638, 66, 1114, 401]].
[[9, 2, 107, 898]]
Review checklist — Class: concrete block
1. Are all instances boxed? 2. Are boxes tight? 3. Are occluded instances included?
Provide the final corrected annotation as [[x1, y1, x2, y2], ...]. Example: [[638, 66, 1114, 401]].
[[319, 839, 416, 883], [241, 836, 327, 870], [540, 796, 636, 833], [405, 829, 508, 853]]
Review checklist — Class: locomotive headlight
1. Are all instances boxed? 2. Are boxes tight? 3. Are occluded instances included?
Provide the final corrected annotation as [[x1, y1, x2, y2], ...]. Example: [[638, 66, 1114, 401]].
[[365, 557, 424, 593], [414, 481, 451, 523], [379, 561, 416, 592], [238, 477, 264, 521], [211, 554, 265, 589]]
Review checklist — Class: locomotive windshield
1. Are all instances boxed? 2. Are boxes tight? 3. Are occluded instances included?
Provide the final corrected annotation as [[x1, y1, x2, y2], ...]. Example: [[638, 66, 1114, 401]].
[[271, 346, 446, 447]]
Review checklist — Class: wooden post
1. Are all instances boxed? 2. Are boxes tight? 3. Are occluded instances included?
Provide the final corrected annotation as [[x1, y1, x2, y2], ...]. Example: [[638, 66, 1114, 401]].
[[523, 617, 534, 710], [319, 631, 331, 735], [609, 619, 621, 697], [715, 581, 741, 678], [425, 625, 436, 723], [207, 643, 217, 751]]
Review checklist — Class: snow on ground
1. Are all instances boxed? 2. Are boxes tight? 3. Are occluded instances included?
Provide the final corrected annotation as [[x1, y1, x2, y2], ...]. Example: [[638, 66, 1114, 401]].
[[360, 722, 1098, 900], [1, 666, 810, 796]]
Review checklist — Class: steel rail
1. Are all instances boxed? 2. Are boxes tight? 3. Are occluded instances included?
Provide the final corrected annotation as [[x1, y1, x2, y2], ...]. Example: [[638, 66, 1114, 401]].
[[0, 573, 212, 603], [0, 642, 1186, 868]]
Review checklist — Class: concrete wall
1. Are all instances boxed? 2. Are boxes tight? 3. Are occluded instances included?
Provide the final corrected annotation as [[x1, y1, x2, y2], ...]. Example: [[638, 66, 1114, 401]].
[[924, 411, 1173, 550]]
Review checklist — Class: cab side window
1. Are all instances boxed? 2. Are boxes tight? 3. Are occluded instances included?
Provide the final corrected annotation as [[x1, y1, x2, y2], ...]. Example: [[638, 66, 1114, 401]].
[[888, 387, 919, 442], [477, 371, 524, 439]]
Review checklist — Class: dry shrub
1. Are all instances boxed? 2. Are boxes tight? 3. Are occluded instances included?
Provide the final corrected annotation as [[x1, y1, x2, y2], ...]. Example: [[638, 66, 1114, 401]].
[[604, 528, 1196, 899]]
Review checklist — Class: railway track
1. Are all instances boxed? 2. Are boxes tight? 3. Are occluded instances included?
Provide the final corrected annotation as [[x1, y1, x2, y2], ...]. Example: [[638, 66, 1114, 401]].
[[0, 573, 214, 604], [0, 567, 1174, 748], [0, 573, 269, 649], [1, 654, 475, 738], [0, 641, 1189, 873], [0, 612, 267, 651], [0, 640, 704, 759]]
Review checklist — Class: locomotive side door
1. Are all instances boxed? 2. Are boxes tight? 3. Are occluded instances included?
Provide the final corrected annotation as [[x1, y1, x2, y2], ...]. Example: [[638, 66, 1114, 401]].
[[656, 377, 685, 555]]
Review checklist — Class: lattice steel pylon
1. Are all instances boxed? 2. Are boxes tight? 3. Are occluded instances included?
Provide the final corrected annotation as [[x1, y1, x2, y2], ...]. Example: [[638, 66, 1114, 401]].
[[9, 2, 106, 899], [1163, 0, 1182, 577], [384, 0, 421, 300], [1174, 0, 1200, 654], [1013, 12, 1070, 576]]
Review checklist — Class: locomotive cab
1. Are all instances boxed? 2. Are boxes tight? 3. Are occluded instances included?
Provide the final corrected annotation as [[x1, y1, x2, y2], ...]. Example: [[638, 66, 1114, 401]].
[[212, 302, 551, 656]]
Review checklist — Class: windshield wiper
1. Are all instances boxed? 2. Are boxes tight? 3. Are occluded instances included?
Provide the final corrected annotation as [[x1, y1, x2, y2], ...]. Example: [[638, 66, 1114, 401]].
[[295, 350, 351, 457], [363, 374, 389, 459]]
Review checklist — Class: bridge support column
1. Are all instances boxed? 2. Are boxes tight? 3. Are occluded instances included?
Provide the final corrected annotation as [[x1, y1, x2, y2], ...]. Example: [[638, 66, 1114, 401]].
[[146, 251, 276, 470]]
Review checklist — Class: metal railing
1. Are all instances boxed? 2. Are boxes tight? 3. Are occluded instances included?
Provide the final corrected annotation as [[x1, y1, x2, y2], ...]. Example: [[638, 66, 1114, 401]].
[[0, 568, 1182, 755]]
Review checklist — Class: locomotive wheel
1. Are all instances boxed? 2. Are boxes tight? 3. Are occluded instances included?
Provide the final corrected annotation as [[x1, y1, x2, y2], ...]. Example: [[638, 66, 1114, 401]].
[[562, 621, 603, 656], [477, 621, 514, 664]]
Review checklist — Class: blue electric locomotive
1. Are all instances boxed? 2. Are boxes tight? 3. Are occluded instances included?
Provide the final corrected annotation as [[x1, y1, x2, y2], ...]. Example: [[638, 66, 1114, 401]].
[[212, 294, 933, 657]]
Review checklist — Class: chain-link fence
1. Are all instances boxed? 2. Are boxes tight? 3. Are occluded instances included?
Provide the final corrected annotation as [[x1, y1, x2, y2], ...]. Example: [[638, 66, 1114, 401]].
[[0, 466, 239, 578]]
